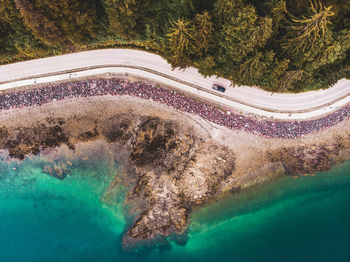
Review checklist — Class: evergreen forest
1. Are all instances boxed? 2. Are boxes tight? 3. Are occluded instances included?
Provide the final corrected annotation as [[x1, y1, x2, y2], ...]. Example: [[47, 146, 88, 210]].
[[0, 0, 349, 92]]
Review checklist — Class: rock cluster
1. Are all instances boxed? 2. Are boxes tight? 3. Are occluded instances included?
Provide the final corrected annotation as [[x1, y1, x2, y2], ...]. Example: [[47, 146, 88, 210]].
[[42, 162, 71, 179], [102, 115, 236, 245], [1, 78, 350, 139], [0, 118, 69, 159], [124, 140, 235, 246], [0, 114, 235, 246], [268, 143, 344, 176]]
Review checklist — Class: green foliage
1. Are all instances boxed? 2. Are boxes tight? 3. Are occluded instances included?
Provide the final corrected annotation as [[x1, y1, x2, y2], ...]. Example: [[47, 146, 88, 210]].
[[214, 0, 244, 22], [337, 29, 350, 54], [13, 0, 97, 47], [103, 0, 139, 39], [14, 0, 62, 45], [0, 0, 348, 92], [195, 55, 216, 76], [277, 70, 305, 91], [271, 0, 287, 26], [167, 18, 195, 56], [166, 18, 195, 67], [0, 0, 49, 62], [216, 5, 272, 63], [239, 51, 272, 82], [194, 12, 214, 53], [166, 12, 214, 67], [282, 0, 335, 54]]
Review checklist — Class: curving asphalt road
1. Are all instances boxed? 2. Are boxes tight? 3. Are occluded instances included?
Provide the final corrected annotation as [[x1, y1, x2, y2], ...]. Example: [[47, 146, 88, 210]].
[[0, 48, 349, 119]]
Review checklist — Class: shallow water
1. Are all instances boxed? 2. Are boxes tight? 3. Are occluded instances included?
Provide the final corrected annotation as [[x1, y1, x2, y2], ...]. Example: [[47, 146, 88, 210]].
[[0, 153, 350, 262]]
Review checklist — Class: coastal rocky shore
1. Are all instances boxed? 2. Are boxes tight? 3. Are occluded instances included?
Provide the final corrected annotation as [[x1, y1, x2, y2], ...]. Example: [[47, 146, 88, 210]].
[[1, 78, 350, 247], [1, 78, 350, 139], [0, 108, 236, 246]]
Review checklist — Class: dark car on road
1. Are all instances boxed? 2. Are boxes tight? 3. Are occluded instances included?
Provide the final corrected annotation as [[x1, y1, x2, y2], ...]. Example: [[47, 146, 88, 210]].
[[212, 84, 226, 93]]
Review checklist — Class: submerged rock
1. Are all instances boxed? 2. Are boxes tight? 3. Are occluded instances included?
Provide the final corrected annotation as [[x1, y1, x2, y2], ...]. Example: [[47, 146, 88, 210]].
[[1, 103, 349, 248], [42, 162, 71, 179], [0, 113, 236, 246]]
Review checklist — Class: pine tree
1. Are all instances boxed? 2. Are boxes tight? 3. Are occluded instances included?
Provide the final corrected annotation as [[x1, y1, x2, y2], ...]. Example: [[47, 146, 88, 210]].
[[271, 0, 287, 26], [194, 11, 214, 53], [282, 0, 335, 54], [14, 0, 63, 45], [336, 29, 350, 55], [103, 0, 139, 39], [256, 17, 273, 48], [311, 28, 350, 73], [214, 0, 243, 23], [270, 59, 290, 86], [238, 51, 276, 84], [195, 55, 216, 76], [166, 18, 195, 67], [277, 70, 304, 92], [240, 52, 264, 80], [0, 0, 47, 61], [216, 4, 272, 63], [14, 0, 97, 47]]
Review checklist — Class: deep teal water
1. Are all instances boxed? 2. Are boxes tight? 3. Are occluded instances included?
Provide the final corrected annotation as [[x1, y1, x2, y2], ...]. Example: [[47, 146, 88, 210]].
[[1, 154, 350, 262]]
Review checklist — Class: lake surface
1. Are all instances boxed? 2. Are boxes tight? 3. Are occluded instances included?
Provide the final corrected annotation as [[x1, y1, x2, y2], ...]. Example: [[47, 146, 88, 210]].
[[0, 152, 350, 262]]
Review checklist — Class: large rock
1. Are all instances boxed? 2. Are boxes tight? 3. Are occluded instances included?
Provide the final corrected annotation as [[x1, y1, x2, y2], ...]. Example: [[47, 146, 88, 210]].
[[0, 114, 236, 247]]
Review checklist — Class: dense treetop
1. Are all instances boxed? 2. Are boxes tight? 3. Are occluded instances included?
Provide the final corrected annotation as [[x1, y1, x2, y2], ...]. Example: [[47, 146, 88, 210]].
[[0, 0, 349, 92]]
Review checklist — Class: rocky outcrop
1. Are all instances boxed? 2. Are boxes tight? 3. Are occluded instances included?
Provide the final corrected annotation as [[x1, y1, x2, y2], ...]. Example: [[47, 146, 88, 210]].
[[0, 114, 235, 246], [124, 141, 235, 246], [268, 143, 345, 176], [1, 106, 350, 247], [101, 115, 236, 245], [2, 117, 69, 160]]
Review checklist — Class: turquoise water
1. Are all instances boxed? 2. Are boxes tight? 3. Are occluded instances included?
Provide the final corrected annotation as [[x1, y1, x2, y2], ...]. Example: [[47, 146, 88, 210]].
[[1, 154, 350, 262]]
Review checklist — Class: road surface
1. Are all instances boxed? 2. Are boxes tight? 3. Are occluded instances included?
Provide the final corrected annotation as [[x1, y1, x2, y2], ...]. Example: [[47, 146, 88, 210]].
[[0, 49, 349, 119]]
